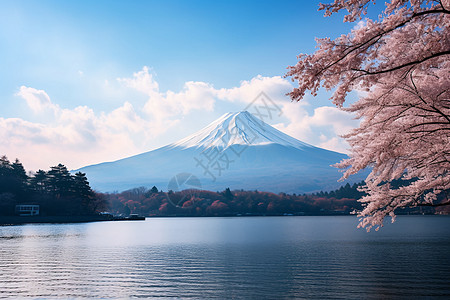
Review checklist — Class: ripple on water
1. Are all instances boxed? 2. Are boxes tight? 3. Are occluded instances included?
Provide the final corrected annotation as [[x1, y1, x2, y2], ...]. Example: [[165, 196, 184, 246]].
[[0, 216, 449, 298]]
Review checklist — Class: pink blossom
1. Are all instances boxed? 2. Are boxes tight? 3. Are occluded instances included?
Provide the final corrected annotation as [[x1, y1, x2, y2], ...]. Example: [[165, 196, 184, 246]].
[[287, 0, 450, 230]]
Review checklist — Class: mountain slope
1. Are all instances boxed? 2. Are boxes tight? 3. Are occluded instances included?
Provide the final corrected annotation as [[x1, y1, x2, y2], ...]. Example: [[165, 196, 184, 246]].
[[76, 111, 364, 193]]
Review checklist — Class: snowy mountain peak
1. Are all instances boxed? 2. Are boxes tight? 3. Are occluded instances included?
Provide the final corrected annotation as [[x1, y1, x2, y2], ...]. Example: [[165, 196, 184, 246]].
[[75, 110, 362, 194], [170, 110, 313, 150]]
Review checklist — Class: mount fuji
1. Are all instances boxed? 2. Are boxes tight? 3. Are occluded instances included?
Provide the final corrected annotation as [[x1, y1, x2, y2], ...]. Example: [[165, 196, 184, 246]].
[[75, 111, 364, 193]]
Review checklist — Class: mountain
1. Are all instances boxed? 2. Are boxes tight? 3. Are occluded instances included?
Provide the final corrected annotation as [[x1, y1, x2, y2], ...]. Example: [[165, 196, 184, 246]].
[[75, 111, 365, 193]]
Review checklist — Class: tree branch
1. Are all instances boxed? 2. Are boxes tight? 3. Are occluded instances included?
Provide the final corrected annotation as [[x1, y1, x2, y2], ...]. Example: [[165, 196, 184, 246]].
[[311, 9, 449, 78], [351, 51, 450, 75], [417, 200, 450, 207]]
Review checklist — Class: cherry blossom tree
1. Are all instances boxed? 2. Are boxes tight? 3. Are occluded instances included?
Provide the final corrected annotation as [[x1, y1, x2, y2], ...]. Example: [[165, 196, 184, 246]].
[[287, 0, 450, 230]]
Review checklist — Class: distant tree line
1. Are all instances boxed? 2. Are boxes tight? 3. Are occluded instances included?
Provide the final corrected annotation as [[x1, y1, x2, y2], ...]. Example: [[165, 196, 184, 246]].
[[104, 186, 360, 217], [0, 155, 106, 216], [311, 181, 366, 199], [103, 183, 445, 217]]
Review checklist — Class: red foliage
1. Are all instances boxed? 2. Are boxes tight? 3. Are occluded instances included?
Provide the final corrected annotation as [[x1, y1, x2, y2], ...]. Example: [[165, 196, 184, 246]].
[[207, 200, 229, 214], [159, 202, 169, 214], [182, 200, 193, 208]]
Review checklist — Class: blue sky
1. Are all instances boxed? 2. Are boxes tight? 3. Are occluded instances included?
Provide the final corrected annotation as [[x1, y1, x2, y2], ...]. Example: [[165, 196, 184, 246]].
[[0, 0, 379, 171]]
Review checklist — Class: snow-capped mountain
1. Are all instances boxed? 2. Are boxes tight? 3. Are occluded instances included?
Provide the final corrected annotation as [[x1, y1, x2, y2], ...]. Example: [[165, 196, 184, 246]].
[[170, 111, 312, 149], [75, 111, 365, 193]]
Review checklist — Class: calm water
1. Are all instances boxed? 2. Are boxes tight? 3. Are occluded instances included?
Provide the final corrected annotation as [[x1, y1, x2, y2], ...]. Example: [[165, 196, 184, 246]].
[[0, 216, 449, 299]]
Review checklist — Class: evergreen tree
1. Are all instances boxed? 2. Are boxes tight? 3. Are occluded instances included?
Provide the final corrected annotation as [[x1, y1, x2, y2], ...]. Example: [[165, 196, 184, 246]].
[[0, 156, 106, 216], [0, 157, 28, 199], [73, 172, 96, 214], [12, 159, 27, 182], [47, 164, 74, 198], [0, 156, 14, 194], [30, 170, 48, 194], [73, 172, 93, 199], [11, 159, 29, 198], [223, 187, 234, 201]]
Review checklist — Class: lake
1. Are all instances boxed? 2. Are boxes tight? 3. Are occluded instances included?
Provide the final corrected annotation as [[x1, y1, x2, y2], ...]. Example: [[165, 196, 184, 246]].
[[1, 216, 449, 299]]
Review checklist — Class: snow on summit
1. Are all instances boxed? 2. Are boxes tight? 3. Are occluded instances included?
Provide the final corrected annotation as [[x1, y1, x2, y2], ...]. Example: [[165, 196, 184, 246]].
[[170, 111, 312, 150], [76, 111, 366, 193]]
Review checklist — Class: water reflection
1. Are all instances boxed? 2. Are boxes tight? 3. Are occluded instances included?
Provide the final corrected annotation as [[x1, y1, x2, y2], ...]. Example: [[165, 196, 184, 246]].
[[0, 216, 449, 298]]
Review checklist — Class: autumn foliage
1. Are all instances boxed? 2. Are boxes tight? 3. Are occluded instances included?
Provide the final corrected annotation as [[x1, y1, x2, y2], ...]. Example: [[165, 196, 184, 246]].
[[101, 185, 443, 217], [103, 188, 359, 217]]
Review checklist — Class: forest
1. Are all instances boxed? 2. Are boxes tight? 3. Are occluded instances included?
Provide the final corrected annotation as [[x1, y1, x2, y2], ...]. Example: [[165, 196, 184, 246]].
[[1, 155, 445, 218], [104, 183, 441, 218], [0, 155, 106, 216], [105, 186, 360, 217]]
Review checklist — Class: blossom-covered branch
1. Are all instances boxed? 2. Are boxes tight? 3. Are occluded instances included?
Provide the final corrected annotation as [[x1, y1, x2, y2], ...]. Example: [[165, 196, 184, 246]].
[[287, 0, 450, 230]]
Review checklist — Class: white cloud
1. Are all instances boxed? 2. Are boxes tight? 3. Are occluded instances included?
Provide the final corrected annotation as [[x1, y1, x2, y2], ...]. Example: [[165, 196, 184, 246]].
[[217, 75, 293, 104], [318, 137, 349, 154], [308, 106, 357, 135], [273, 102, 358, 154], [16, 86, 59, 115], [142, 80, 216, 117], [6, 87, 156, 170], [117, 66, 159, 95], [117, 67, 216, 135], [2, 67, 358, 171]]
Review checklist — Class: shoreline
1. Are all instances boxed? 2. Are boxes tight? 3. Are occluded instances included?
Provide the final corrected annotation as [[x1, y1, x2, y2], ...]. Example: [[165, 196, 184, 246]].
[[0, 215, 119, 226], [2, 212, 446, 226]]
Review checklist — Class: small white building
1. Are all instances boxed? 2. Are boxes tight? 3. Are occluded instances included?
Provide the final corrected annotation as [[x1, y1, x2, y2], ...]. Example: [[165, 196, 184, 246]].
[[15, 205, 40, 216]]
